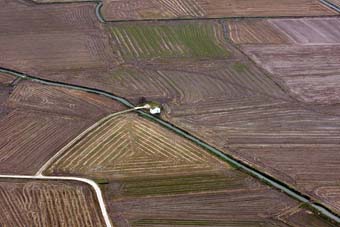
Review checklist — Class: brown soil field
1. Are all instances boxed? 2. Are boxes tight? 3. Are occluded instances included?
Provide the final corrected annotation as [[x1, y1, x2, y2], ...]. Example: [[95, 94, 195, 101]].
[[196, 0, 337, 17], [106, 60, 286, 107], [243, 44, 340, 104], [0, 178, 105, 227], [65, 18, 340, 216], [163, 95, 340, 214], [269, 17, 340, 44], [0, 79, 124, 175], [44, 114, 336, 226], [228, 19, 291, 44], [8, 81, 123, 119], [45, 113, 231, 179], [0, 0, 119, 85], [0, 73, 15, 85], [102, 0, 336, 20], [102, 0, 205, 20], [0, 109, 91, 175], [234, 18, 340, 104], [110, 192, 336, 227]]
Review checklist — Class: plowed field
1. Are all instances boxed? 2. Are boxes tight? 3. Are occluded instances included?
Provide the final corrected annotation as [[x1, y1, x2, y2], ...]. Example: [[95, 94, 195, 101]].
[[241, 17, 340, 104], [0, 179, 105, 227], [103, 0, 336, 20], [45, 113, 336, 226], [228, 19, 291, 44], [0, 78, 124, 175], [269, 17, 340, 45], [0, 0, 119, 86], [45, 113, 229, 178]]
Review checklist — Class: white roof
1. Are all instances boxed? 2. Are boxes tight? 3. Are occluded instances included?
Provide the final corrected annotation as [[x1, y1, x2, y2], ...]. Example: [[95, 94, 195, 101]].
[[150, 107, 161, 114]]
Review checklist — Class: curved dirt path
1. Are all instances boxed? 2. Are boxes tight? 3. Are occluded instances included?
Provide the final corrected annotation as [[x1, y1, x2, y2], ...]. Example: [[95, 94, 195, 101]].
[[36, 106, 149, 176], [1, 67, 340, 224], [0, 174, 113, 227]]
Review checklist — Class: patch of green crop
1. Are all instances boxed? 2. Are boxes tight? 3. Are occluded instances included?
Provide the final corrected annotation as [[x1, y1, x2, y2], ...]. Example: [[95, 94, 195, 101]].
[[232, 62, 248, 73], [94, 178, 109, 184], [111, 23, 229, 60]]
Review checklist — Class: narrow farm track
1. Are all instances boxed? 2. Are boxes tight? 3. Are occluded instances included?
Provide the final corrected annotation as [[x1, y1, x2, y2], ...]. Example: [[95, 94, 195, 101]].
[[36, 106, 148, 176], [1, 67, 339, 224]]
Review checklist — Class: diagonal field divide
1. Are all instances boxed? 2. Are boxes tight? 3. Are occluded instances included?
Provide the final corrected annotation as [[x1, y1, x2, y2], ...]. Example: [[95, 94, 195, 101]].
[[320, 0, 340, 12], [1, 67, 340, 224]]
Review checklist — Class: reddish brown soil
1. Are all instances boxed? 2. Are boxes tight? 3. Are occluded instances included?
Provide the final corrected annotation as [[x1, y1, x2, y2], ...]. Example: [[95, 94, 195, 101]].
[[45, 112, 334, 226], [0, 0, 120, 88], [241, 18, 340, 105], [103, 0, 336, 20], [197, 0, 337, 17], [76, 19, 340, 216], [0, 179, 105, 227], [0, 73, 15, 85], [0, 80, 124, 175], [228, 19, 291, 44], [164, 96, 340, 214]]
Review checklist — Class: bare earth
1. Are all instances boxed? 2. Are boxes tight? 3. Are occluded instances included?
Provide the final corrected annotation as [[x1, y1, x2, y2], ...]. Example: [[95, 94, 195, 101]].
[[0, 78, 124, 175], [102, 0, 336, 20], [0, 179, 105, 227], [45, 113, 336, 226]]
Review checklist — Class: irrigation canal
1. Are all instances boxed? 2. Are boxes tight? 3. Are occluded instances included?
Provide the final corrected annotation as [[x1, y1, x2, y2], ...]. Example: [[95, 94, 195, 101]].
[[1, 67, 339, 224]]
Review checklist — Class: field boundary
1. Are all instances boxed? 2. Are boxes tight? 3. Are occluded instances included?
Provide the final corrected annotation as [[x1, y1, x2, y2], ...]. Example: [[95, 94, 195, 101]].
[[0, 67, 339, 224], [36, 106, 148, 176], [320, 0, 340, 12], [19, 0, 339, 23]]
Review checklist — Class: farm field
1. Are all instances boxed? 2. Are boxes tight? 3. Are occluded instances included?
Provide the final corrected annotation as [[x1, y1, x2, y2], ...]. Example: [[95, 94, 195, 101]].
[[44, 113, 336, 226], [0, 0, 119, 89], [106, 60, 286, 106], [0, 178, 105, 227], [88, 18, 340, 217], [269, 17, 340, 44], [227, 19, 291, 44], [163, 99, 340, 214], [238, 17, 340, 104], [103, 20, 287, 105], [102, 0, 337, 20], [1, 0, 340, 225], [0, 77, 124, 175], [110, 22, 228, 61]]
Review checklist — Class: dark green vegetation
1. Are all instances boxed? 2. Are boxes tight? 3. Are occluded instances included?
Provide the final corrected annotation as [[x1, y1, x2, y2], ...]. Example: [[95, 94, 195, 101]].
[[232, 62, 248, 73]]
